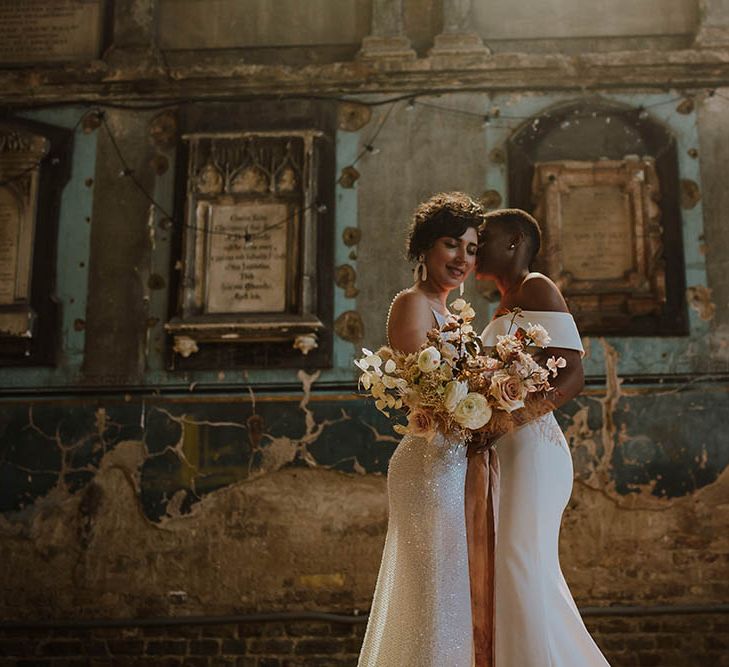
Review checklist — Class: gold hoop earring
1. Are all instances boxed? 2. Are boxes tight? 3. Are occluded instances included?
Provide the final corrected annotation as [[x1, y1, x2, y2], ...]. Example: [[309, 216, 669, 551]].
[[413, 255, 427, 282]]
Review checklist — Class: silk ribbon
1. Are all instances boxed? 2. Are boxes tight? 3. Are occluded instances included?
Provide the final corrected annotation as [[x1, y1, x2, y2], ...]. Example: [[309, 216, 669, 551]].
[[465, 446, 500, 667]]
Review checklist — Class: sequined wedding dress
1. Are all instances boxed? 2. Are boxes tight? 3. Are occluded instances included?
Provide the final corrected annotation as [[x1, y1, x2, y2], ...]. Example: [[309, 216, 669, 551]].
[[358, 309, 474, 666], [358, 309, 610, 667]]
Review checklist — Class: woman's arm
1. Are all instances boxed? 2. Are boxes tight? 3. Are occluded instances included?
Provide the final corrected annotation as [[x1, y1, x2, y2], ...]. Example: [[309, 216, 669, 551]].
[[470, 275, 584, 451], [387, 291, 437, 354]]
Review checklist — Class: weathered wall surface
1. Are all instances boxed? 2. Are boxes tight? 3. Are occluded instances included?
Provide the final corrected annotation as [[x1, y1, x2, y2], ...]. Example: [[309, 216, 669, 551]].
[[1, 384, 727, 619], [0, 1, 728, 665]]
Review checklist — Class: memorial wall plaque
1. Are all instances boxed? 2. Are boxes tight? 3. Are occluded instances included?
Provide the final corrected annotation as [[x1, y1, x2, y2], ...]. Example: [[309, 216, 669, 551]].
[[532, 158, 666, 330], [0, 118, 70, 365], [0, 0, 104, 65], [167, 129, 328, 361], [205, 202, 289, 314], [559, 185, 633, 281], [0, 127, 48, 338]]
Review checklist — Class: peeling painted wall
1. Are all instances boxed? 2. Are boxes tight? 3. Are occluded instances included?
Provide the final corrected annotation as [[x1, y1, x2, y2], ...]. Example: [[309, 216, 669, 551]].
[[0, 0, 727, 635]]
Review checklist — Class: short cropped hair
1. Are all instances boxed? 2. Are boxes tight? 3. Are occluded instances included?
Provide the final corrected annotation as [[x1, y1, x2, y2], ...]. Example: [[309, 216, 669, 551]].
[[480, 208, 542, 264], [407, 192, 485, 261]]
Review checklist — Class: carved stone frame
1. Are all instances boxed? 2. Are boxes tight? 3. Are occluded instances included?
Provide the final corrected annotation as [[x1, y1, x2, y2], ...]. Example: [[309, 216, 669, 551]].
[[532, 158, 667, 332], [0, 118, 71, 365], [166, 100, 336, 370]]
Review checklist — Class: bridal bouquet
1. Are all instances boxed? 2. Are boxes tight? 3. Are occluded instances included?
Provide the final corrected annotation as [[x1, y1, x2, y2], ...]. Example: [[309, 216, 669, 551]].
[[355, 301, 566, 442]]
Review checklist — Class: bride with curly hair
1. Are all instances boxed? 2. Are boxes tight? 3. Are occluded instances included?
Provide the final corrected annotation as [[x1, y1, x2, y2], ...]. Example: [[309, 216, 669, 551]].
[[358, 191, 483, 666]]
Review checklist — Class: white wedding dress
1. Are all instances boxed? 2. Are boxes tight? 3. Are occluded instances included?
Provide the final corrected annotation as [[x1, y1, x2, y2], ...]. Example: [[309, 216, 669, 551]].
[[358, 309, 610, 667]]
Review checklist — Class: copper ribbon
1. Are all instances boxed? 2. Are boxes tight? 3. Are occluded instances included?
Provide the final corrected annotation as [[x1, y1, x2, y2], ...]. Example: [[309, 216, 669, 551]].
[[465, 447, 500, 667]]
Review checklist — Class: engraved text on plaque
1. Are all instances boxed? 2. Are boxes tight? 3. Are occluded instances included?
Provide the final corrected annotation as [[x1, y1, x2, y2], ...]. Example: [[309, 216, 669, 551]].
[[0, 0, 103, 64], [206, 203, 289, 314]]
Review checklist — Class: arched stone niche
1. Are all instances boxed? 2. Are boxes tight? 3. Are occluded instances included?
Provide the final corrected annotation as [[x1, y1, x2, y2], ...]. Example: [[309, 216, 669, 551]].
[[507, 100, 688, 336]]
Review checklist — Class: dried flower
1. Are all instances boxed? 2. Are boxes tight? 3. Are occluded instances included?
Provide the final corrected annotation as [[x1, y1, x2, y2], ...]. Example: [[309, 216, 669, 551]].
[[547, 356, 567, 377]]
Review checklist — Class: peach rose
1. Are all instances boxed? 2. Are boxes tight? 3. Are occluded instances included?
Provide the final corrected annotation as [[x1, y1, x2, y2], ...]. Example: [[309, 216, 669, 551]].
[[489, 370, 527, 413], [407, 409, 436, 439]]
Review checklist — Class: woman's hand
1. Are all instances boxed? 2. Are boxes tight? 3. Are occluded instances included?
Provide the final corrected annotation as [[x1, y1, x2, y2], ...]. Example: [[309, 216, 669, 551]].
[[467, 412, 512, 456]]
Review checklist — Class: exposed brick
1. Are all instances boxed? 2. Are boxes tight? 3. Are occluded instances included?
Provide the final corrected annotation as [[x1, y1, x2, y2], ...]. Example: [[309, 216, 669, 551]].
[[83, 640, 111, 657], [189, 639, 221, 655], [288, 660, 357, 667], [202, 625, 238, 639], [328, 623, 355, 637], [238, 623, 284, 638], [0, 639, 33, 657], [39, 640, 83, 656], [284, 622, 331, 637], [142, 625, 200, 639], [182, 658, 208, 667], [707, 634, 729, 650], [221, 639, 248, 655], [293, 638, 341, 655], [343, 637, 365, 654], [145, 639, 188, 656], [247, 639, 293, 655], [636, 651, 663, 666], [106, 639, 145, 655], [623, 634, 656, 650]]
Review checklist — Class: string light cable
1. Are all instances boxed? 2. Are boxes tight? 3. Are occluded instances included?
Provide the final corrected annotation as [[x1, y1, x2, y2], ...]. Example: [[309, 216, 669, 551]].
[[0, 88, 718, 238]]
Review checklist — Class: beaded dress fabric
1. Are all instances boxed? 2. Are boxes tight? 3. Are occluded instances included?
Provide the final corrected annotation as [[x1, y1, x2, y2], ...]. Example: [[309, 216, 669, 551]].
[[358, 309, 475, 667], [481, 310, 611, 667]]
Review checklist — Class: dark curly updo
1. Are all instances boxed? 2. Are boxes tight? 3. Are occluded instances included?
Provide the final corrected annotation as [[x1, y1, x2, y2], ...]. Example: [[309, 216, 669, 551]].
[[406, 192, 485, 261]]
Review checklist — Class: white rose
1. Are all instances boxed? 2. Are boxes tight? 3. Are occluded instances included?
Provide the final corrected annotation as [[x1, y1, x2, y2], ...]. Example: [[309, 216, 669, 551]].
[[489, 370, 527, 413], [453, 393, 492, 430], [417, 346, 441, 373], [526, 323, 551, 348], [451, 298, 467, 312], [443, 380, 469, 413]]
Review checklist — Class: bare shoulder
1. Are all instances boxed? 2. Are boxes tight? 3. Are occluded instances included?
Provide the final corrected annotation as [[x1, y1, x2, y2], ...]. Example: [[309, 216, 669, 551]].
[[387, 288, 436, 353], [516, 272, 569, 313], [389, 289, 432, 322]]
